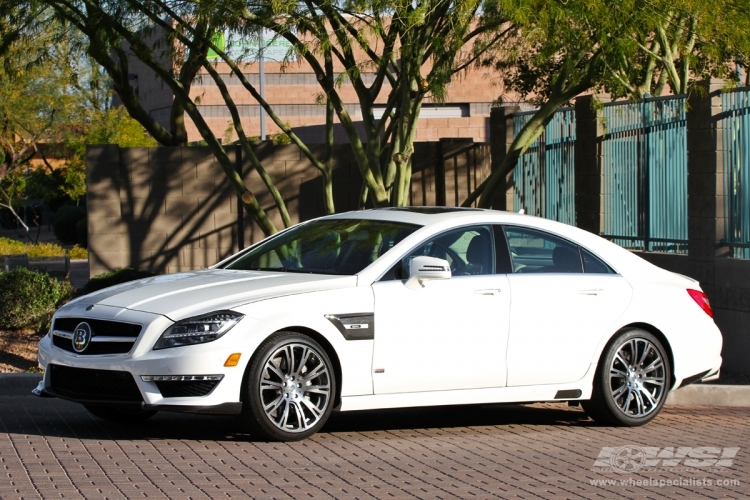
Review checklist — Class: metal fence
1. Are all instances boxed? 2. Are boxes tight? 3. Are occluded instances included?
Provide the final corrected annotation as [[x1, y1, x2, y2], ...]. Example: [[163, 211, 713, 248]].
[[721, 88, 750, 259], [600, 95, 688, 253], [512, 108, 576, 225]]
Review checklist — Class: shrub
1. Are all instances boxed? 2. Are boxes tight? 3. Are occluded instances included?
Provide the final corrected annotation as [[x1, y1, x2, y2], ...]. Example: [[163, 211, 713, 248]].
[[82, 268, 155, 295], [52, 205, 86, 244], [0, 237, 88, 259], [0, 237, 26, 255], [69, 245, 88, 260], [272, 132, 292, 145], [0, 267, 72, 331], [0, 238, 67, 257], [25, 242, 68, 258]]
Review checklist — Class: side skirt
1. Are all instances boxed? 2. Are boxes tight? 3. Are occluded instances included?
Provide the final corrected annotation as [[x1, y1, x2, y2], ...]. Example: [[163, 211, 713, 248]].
[[339, 382, 594, 412]]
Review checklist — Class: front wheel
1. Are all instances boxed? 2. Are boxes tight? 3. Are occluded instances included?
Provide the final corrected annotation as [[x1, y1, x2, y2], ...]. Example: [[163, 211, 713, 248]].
[[240, 332, 336, 441], [582, 329, 671, 426]]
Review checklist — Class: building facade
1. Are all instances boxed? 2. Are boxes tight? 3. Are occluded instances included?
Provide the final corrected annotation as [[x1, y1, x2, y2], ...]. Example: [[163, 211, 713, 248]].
[[130, 57, 532, 145]]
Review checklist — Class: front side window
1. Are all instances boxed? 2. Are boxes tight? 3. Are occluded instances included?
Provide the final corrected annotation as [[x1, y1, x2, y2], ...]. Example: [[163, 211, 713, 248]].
[[504, 226, 583, 273], [392, 225, 494, 278], [224, 219, 420, 275]]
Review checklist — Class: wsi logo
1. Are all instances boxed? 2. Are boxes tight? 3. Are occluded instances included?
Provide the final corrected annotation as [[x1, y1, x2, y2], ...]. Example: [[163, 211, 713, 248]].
[[593, 445, 740, 473]]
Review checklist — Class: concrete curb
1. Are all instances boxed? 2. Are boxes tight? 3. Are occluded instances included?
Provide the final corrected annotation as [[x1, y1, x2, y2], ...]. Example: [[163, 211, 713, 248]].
[[665, 384, 750, 407], [0, 374, 749, 406], [0, 374, 42, 396]]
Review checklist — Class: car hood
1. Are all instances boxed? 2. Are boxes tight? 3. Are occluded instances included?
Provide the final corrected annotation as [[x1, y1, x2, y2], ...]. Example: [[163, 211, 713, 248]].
[[62, 269, 357, 321]]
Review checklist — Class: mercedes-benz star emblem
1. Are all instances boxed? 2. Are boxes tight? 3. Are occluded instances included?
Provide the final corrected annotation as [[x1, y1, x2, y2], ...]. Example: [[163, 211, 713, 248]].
[[73, 322, 93, 353]]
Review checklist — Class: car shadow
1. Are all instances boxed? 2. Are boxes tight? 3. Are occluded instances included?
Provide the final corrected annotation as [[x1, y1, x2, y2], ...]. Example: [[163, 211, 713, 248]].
[[7, 397, 592, 442], [322, 403, 592, 433]]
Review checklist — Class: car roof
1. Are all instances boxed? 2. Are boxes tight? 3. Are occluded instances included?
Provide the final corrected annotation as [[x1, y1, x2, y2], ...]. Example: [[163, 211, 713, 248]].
[[324, 207, 529, 225]]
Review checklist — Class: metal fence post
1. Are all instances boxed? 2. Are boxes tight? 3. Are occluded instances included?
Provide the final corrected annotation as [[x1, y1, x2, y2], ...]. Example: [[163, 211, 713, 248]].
[[687, 80, 726, 271], [489, 106, 521, 210], [574, 94, 610, 234]]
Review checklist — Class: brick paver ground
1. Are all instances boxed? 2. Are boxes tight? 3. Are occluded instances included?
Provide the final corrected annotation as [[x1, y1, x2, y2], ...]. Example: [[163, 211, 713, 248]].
[[0, 396, 748, 499]]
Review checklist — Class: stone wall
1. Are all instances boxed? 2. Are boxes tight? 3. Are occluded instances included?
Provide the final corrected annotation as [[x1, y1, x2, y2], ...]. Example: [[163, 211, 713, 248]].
[[86, 141, 490, 277]]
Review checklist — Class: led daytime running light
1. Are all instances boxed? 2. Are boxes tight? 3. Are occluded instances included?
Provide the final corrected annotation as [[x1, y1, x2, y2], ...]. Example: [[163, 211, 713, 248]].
[[154, 311, 243, 350]]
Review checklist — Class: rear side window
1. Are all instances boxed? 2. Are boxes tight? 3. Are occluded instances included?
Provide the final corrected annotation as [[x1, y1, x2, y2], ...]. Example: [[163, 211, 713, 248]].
[[503, 226, 583, 274], [581, 248, 616, 274]]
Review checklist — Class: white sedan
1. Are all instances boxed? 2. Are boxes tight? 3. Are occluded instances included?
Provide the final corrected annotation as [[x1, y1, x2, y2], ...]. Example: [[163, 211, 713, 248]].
[[37, 208, 722, 441]]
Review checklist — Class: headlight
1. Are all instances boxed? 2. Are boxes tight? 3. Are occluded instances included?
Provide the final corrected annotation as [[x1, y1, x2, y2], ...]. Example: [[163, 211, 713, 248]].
[[154, 311, 244, 350]]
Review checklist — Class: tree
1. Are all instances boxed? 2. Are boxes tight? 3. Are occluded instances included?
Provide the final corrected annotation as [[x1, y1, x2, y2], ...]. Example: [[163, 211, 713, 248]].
[[0, 12, 80, 232], [44, 0, 516, 236], [464, 0, 749, 209], [0, 9, 156, 235], [605, 0, 749, 98], [463, 0, 640, 208]]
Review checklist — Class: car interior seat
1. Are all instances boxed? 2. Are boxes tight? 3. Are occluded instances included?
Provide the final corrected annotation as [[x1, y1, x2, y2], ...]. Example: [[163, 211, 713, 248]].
[[551, 245, 582, 273], [461, 232, 492, 275]]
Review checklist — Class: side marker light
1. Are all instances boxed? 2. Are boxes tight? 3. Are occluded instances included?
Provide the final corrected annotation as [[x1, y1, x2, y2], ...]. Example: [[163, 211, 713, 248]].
[[224, 353, 242, 367]]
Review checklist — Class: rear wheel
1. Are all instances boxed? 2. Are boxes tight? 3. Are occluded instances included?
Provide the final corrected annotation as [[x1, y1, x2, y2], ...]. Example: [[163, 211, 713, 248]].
[[582, 329, 670, 426], [240, 332, 335, 441], [84, 405, 157, 423]]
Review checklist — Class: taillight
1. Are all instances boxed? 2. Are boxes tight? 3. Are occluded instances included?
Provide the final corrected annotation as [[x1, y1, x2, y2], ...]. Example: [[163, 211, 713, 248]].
[[687, 289, 713, 318]]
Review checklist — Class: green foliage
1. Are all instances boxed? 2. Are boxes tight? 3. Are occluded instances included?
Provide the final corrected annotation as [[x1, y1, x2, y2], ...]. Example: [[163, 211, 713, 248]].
[[62, 107, 158, 202], [271, 132, 292, 146], [0, 237, 88, 258], [0, 267, 72, 330], [41, 0, 519, 231], [0, 19, 156, 227], [68, 245, 88, 260], [81, 268, 155, 295], [0, 237, 25, 254], [51, 205, 86, 244]]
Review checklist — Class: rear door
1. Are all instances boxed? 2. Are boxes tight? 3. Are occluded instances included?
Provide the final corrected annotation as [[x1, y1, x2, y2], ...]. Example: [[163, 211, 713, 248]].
[[502, 226, 632, 387]]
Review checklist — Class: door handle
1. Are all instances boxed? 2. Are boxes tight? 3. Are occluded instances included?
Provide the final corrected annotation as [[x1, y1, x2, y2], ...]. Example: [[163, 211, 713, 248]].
[[475, 289, 502, 295], [580, 289, 603, 296]]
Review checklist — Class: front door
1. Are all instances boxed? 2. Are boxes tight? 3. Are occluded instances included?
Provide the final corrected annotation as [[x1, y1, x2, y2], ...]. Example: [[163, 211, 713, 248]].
[[371, 225, 511, 394]]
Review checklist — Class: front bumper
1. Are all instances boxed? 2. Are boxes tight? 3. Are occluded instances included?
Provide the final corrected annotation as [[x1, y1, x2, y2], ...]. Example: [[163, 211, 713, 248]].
[[36, 307, 268, 412], [37, 380, 242, 415]]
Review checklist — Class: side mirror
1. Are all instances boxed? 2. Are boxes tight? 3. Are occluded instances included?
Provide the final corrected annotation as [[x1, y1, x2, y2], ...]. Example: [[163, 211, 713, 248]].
[[405, 256, 451, 289]]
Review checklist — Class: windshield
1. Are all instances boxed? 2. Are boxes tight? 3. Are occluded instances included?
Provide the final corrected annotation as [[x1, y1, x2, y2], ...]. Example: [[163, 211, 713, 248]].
[[223, 219, 421, 275]]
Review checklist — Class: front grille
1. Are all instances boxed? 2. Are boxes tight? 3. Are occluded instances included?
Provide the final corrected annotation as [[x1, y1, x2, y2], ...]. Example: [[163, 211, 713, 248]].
[[52, 335, 134, 355], [155, 380, 220, 398], [54, 318, 142, 337], [52, 318, 141, 355], [48, 364, 143, 402]]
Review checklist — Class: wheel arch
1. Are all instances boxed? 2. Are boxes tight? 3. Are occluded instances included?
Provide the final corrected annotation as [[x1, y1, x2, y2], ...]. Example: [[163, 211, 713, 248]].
[[613, 322, 677, 389], [240, 326, 344, 410]]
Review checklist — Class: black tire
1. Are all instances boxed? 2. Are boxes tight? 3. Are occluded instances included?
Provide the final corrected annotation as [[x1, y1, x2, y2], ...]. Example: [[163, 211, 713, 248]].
[[240, 331, 336, 441], [582, 328, 671, 426], [84, 404, 157, 423]]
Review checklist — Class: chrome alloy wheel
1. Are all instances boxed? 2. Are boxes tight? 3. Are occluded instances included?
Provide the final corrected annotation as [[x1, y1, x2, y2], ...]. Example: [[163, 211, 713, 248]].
[[258, 343, 331, 433], [609, 338, 666, 418]]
